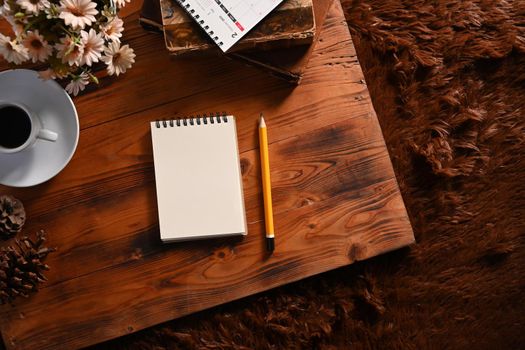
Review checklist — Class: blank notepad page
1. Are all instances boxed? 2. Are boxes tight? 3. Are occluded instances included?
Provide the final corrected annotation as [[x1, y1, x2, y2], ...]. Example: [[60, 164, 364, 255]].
[[150, 115, 247, 242]]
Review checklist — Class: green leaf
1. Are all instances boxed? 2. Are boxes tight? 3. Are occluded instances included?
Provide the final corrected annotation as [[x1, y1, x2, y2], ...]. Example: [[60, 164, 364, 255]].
[[89, 73, 99, 84]]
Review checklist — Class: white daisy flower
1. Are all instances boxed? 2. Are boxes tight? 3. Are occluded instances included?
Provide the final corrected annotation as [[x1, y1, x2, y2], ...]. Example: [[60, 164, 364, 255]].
[[55, 35, 84, 66], [17, 0, 49, 15], [101, 16, 123, 42], [22, 30, 53, 63], [0, 1, 7, 16], [79, 28, 103, 66], [0, 33, 29, 64], [65, 71, 89, 96], [100, 41, 135, 76], [59, 0, 98, 30], [1, 0, 13, 14], [114, 0, 129, 8]]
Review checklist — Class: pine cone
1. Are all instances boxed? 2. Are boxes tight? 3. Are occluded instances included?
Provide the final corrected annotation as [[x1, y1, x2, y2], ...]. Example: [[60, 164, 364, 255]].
[[0, 230, 55, 304], [0, 195, 26, 240]]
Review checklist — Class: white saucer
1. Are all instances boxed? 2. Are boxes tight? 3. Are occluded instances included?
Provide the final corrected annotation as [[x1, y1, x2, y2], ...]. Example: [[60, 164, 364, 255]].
[[0, 69, 79, 187]]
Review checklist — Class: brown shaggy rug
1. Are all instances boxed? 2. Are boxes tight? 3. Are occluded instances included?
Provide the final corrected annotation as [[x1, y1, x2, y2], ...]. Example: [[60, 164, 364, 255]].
[[88, 1, 525, 349]]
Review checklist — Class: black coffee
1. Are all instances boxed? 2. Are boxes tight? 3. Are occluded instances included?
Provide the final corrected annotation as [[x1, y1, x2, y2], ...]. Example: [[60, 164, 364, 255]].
[[0, 106, 32, 149]]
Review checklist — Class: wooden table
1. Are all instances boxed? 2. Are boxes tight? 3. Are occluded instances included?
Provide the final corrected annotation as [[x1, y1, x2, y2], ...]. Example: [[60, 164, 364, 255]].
[[0, 1, 414, 349]]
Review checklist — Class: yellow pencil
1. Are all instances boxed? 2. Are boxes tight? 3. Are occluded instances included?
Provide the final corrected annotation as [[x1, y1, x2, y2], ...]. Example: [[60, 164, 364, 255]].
[[259, 113, 275, 252]]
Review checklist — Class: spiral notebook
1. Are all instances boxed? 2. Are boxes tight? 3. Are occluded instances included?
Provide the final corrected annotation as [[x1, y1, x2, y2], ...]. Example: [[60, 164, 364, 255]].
[[173, 0, 284, 52], [150, 114, 247, 242]]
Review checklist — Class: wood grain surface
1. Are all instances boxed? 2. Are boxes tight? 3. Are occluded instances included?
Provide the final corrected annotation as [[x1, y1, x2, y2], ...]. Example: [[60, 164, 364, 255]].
[[0, 1, 414, 349]]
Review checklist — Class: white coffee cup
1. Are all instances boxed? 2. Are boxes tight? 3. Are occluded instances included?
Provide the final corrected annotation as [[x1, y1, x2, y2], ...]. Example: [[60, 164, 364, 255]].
[[0, 100, 58, 154]]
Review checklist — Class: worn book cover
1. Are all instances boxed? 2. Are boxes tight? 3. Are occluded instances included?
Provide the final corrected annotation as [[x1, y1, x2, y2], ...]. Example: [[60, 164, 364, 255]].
[[160, 0, 315, 56], [139, 0, 333, 84], [230, 0, 333, 84]]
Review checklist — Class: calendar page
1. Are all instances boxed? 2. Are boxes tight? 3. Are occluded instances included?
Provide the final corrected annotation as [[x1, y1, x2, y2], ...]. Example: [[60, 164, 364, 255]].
[[178, 0, 284, 52]]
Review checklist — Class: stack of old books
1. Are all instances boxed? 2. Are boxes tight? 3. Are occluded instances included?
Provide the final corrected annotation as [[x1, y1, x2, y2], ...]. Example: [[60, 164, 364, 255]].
[[139, 0, 334, 84]]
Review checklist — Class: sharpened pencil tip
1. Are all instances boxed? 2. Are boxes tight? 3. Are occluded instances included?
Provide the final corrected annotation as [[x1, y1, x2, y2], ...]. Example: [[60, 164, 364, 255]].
[[259, 113, 266, 128]]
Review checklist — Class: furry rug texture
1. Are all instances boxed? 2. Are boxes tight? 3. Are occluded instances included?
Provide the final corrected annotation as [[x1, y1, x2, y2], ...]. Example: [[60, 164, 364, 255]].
[[90, 1, 524, 349]]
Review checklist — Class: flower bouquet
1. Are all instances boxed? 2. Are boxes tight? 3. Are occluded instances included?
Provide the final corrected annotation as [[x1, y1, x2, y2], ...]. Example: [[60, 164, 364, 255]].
[[0, 0, 135, 95]]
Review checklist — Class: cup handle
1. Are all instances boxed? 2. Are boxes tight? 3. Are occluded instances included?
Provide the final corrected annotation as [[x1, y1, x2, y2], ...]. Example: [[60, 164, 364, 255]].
[[38, 129, 58, 142]]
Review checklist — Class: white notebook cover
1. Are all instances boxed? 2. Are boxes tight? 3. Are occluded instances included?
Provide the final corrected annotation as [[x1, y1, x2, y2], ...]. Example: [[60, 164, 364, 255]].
[[175, 0, 284, 52], [150, 115, 247, 242]]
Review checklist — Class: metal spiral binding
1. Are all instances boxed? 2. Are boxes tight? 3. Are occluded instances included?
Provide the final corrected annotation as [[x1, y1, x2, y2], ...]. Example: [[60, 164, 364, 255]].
[[155, 112, 228, 128], [177, 0, 224, 47]]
